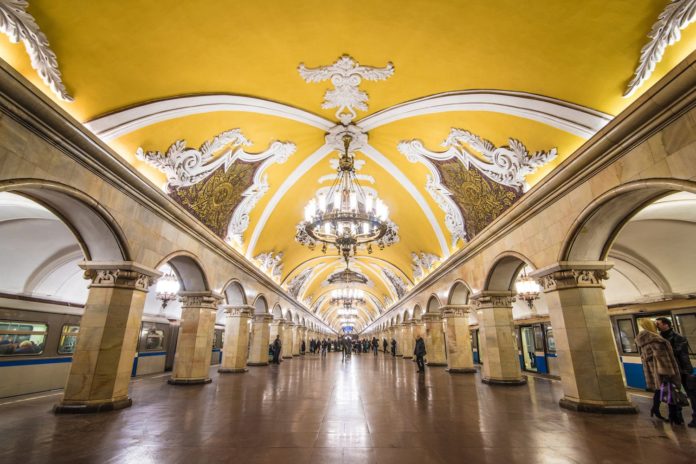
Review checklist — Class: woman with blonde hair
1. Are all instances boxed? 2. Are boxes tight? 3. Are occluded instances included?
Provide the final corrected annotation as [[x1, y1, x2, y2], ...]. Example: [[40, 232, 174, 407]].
[[635, 318, 683, 424]]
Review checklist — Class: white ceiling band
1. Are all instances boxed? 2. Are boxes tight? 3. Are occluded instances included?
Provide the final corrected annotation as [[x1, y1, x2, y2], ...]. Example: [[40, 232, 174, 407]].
[[85, 95, 335, 141], [357, 90, 613, 138]]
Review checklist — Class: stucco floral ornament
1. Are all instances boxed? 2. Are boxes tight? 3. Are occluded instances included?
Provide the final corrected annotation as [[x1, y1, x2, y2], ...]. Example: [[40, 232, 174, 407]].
[[0, 0, 73, 101]]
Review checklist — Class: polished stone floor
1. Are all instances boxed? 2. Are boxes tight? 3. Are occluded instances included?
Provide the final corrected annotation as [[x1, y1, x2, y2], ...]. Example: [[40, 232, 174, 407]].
[[1, 353, 696, 464]]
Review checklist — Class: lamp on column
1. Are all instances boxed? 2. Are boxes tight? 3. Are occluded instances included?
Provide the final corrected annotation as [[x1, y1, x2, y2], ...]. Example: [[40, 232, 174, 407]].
[[515, 267, 540, 311], [155, 268, 180, 316]]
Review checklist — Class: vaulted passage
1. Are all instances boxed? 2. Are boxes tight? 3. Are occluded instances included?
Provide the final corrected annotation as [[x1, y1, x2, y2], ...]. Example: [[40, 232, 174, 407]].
[[2, 355, 695, 463]]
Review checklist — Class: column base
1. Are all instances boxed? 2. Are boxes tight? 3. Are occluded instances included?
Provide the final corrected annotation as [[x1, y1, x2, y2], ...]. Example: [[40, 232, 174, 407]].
[[426, 362, 447, 367], [559, 397, 638, 414], [54, 397, 132, 414], [447, 367, 477, 374], [247, 362, 269, 366], [218, 368, 248, 374], [482, 377, 527, 385], [167, 378, 212, 385]]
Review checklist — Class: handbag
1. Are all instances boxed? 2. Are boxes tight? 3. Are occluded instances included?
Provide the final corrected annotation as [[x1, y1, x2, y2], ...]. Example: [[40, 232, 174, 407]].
[[660, 381, 690, 407]]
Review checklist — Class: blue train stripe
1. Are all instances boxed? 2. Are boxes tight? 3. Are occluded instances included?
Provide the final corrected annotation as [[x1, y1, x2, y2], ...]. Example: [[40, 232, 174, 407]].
[[137, 351, 167, 357], [0, 357, 72, 367]]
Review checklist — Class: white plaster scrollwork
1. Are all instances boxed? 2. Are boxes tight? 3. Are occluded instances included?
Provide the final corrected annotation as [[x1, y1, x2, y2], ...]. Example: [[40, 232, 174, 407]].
[[0, 0, 73, 101], [299, 55, 394, 124], [368, 294, 384, 313], [625, 0, 696, 97], [426, 174, 467, 246], [136, 129, 296, 189], [411, 252, 440, 280], [381, 268, 409, 300], [228, 175, 270, 245], [399, 129, 557, 193], [285, 268, 313, 299], [254, 252, 284, 283]]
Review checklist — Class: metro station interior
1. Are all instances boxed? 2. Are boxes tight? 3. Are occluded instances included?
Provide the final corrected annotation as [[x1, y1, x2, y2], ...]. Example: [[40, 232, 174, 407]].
[[1, 1, 696, 463]]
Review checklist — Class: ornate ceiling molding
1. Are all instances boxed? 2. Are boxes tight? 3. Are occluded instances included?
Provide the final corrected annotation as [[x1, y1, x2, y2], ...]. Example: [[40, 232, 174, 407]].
[[411, 252, 440, 281], [284, 267, 313, 299], [357, 90, 612, 137], [253, 251, 283, 283], [399, 128, 557, 193], [381, 267, 410, 300], [625, 0, 696, 97], [0, 0, 73, 101], [299, 54, 394, 124]]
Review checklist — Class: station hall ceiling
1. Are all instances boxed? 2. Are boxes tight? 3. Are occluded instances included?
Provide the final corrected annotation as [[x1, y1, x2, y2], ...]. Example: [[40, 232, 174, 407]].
[[1, 0, 695, 331]]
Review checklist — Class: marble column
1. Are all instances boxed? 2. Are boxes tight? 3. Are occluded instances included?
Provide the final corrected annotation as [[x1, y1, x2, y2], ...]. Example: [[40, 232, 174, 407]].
[[472, 291, 526, 385], [248, 314, 273, 366], [55, 262, 159, 413], [395, 324, 404, 356], [281, 321, 294, 359], [218, 305, 253, 374], [292, 324, 301, 356], [442, 305, 476, 374], [401, 321, 414, 359], [422, 313, 447, 366], [169, 291, 222, 385], [533, 262, 637, 413]]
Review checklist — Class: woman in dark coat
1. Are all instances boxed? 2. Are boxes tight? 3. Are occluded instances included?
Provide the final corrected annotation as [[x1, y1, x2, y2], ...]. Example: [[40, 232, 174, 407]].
[[635, 318, 682, 423]]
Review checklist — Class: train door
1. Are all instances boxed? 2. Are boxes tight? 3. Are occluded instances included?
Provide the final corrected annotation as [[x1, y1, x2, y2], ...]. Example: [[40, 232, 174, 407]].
[[165, 325, 179, 371], [544, 324, 558, 376], [519, 326, 537, 372], [471, 329, 482, 364]]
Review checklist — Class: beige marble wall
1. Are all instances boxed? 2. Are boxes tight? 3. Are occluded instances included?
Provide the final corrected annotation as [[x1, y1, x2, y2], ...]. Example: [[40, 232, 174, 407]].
[[281, 321, 294, 359], [422, 313, 447, 366], [219, 305, 252, 374], [248, 314, 273, 365], [442, 306, 476, 374], [401, 322, 414, 359], [292, 325, 301, 356]]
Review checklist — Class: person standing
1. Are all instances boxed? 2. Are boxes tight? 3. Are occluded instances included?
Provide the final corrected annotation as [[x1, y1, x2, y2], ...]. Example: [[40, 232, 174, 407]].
[[372, 337, 378, 356], [301, 339, 306, 355], [656, 317, 696, 427], [383, 338, 388, 353], [321, 338, 328, 357], [414, 334, 426, 373], [390, 338, 397, 357], [635, 318, 683, 424], [272, 335, 282, 365]]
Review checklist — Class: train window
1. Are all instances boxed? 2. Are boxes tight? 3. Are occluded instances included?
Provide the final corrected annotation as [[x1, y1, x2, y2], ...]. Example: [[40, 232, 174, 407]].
[[533, 325, 544, 349], [545, 327, 556, 353], [617, 318, 637, 353], [0, 321, 47, 356], [674, 314, 696, 355], [57, 325, 80, 354], [143, 328, 165, 351]]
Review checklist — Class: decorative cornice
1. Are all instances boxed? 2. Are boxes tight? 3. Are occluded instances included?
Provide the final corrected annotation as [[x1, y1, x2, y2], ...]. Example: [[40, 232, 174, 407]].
[[299, 55, 394, 124], [441, 304, 472, 317], [79, 261, 161, 292], [470, 291, 516, 309], [221, 304, 254, 317], [179, 291, 223, 308], [421, 312, 443, 322], [0, 0, 72, 101], [532, 261, 613, 292], [625, 0, 696, 97], [253, 313, 274, 323]]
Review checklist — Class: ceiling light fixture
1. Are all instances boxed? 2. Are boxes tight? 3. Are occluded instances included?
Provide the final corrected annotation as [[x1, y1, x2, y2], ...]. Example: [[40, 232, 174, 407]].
[[515, 267, 541, 309]]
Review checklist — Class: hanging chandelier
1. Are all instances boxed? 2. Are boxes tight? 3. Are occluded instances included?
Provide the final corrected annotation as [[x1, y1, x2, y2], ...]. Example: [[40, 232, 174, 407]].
[[295, 134, 398, 263], [327, 266, 368, 285], [331, 288, 365, 307], [515, 267, 541, 309]]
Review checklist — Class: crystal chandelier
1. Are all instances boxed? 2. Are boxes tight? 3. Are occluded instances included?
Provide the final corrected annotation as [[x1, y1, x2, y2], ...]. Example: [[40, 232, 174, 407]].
[[155, 268, 180, 315], [515, 267, 541, 309], [295, 134, 398, 263], [327, 266, 368, 285], [331, 288, 365, 307]]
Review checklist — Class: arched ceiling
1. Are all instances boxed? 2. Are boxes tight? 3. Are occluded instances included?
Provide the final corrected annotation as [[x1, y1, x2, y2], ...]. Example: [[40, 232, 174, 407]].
[[1, 1, 695, 332]]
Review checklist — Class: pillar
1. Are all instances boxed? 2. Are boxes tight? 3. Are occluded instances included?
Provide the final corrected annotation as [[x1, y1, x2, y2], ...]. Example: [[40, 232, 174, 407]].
[[248, 314, 273, 366], [395, 324, 404, 356], [401, 321, 414, 359], [218, 305, 253, 374], [292, 324, 301, 356], [169, 291, 221, 385], [55, 262, 159, 413], [422, 313, 447, 366], [281, 321, 294, 359], [533, 262, 637, 413], [442, 305, 476, 374], [472, 291, 525, 385]]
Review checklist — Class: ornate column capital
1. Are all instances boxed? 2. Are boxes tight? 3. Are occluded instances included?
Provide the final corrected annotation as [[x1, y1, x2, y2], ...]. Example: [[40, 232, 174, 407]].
[[220, 304, 254, 317], [254, 313, 274, 323], [470, 291, 516, 309], [531, 261, 613, 292], [422, 312, 443, 322], [179, 291, 224, 309], [79, 261, 161, 292], [441, 304, 473, 318]]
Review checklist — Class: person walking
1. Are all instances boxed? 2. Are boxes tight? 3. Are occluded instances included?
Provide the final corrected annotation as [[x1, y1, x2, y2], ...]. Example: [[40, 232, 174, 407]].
[[321, 339, 328, 357], [301, 339, 306, 355], [372, 337, 379, 356], [383, 338, 388, 354], [656, 317, 696, 427], [635, 318, 683, 424], [271, 335, 282, 365], [390, 338, 397, 357], [414, 334, 426, 373]]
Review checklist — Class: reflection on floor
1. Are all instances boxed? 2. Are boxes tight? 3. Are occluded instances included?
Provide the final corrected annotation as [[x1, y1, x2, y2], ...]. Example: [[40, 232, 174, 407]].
[[1, 353, 695, 464]]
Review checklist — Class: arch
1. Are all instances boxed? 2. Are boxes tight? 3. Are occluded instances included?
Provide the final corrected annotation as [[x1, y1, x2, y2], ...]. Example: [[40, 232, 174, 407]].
[[253, 294, 269, 314], [222, 280, 246, 305], [484, 252, 536, 292], [157, 251, 210, 292], [447, 281, 471, 305], [413, 304, 423, 321], [403, 308, 413, 321], [396, 313, 403, 324], [0, 180, 130, 261], [426, 294, 441, 313], [283, 308, 292, 321], [561, 179, 696, 261], [271, 303, 282, 319], [293, 312, 300, 323]]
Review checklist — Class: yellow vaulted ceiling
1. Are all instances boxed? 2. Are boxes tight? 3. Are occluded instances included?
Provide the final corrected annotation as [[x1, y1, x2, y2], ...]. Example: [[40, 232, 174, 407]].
[[1, 0, 695, 331]]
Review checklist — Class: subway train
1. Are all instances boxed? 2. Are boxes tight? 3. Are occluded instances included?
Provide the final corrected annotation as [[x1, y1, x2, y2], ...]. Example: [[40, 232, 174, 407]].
[[0, 298, 224, 398]]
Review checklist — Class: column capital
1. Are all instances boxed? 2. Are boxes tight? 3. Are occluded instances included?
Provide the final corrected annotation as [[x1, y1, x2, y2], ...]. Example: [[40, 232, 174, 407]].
[[531, 261, 613, 292], [441, 304, 473, 317], [421, 312, 443, 322], [179, 291, 223, 308], [470, 291, 516, 308], [220, 304, 254, 317], [79, 261, 161, 292], [254, 314, 274, 323]]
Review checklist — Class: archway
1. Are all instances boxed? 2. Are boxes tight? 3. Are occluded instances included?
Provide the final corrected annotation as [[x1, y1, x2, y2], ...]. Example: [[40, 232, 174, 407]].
[[253, 295, 269, 314], [448, 281, 470, 305], [426, 295, 441, 313], [224, 281, 247, 306]]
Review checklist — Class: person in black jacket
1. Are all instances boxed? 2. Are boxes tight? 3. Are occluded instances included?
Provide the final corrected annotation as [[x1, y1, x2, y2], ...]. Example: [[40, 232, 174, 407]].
[[414, 335, 426, 373], [382, 338, 388, 353], [657, 317, 696, 427], [271, 335, 282, 364]]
